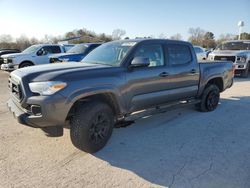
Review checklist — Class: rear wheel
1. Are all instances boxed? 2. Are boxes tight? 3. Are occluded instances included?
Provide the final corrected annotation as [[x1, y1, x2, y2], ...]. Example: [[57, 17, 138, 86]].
[[70, 101, 114, 153], [196, 85, 220, 112]]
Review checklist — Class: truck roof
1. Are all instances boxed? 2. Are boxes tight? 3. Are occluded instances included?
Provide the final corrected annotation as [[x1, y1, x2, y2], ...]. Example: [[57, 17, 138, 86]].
[[34, 43, 64, 46], [117, 38, 191, 45]]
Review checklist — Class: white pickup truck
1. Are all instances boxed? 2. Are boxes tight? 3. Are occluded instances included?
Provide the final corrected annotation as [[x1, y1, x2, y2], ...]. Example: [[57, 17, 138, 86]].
[[208, 40, 250, 77], [1, 44, 66, 71]]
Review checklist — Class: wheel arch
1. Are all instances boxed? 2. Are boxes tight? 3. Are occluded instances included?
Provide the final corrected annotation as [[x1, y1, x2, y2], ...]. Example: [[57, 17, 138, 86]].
[[66, 92, 122, 121], [19, 60, 34, 68], [206, 77, 224, 92]]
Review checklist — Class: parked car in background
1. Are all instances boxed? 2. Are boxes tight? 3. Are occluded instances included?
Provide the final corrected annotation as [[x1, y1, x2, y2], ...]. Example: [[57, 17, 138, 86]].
[[1, 44, 66, 71], [7, 39, 234, 153], [194, 46, 207, 61], [208, 40, 250, 77], [49, 43, 102, 63], [0, 49, 21, 66], [62, 44, 75, 52]]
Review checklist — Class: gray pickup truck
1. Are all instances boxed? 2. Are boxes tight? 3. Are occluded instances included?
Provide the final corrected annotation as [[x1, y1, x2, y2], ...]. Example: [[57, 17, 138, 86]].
[[7, 39, 234, 153]]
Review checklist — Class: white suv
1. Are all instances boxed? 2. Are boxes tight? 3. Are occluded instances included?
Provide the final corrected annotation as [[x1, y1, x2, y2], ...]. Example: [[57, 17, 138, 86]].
[[1, 44, 65, 71]]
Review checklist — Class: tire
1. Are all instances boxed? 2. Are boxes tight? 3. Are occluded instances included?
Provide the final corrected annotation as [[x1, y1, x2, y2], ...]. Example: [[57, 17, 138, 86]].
[[70, 101, 114, 153], [19, 62, 33, 68], [196, 85, 220, 112], [241, 63, 249, 78]]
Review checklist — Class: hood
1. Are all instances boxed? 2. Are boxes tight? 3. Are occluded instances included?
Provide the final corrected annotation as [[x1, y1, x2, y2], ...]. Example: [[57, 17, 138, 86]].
[[12, 62, 111, 82], [1, 53, 24, 58], [211, 50, 250, 56]]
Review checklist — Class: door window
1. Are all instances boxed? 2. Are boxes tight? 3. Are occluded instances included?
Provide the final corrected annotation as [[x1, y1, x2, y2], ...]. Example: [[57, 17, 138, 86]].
[[167, 44, 192, 65], [133, 44, 164, 67], [43, 46, 61, 54]]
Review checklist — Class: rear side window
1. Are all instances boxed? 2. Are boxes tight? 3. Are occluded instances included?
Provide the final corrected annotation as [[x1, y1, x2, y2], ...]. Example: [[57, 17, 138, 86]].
[[167, 44, 192, 65], [43, 46, 61, 54]]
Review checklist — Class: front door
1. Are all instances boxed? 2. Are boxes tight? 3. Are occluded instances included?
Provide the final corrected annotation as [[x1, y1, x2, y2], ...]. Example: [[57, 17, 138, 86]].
[[125, 43, 170, 112]]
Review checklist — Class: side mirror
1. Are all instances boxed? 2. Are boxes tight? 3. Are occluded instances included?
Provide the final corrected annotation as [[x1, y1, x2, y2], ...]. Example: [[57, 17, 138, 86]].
[[130, 57, 150, 68]]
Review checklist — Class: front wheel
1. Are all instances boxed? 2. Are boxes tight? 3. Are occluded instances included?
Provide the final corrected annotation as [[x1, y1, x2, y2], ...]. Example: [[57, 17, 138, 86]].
[[19, 62, 33, 68], [196, 85, 220, 112], [70, 101, 114, 153]]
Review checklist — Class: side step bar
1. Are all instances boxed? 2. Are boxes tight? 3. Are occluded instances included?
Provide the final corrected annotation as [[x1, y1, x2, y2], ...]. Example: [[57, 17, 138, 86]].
[[124, 99, 201, 122]]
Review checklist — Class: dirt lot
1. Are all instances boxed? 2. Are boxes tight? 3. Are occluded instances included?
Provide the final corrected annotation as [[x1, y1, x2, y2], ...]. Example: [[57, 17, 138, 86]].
[[0, 70, 250, 188]]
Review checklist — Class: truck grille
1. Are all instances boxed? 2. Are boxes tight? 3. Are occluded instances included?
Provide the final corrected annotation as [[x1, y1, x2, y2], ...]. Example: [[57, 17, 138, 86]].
[[214, 56, 235, 62], [8, 76, 23, 101]]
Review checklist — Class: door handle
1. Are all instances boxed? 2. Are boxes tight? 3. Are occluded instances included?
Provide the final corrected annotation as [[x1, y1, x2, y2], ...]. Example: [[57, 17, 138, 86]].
[[159, 72, 169, 77], [190, 69, 196, 74]]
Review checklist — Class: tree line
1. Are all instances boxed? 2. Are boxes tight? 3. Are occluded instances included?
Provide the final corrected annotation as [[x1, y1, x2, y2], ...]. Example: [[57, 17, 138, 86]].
[[187, 27, 250, 49], [0, 27, 249, 51]]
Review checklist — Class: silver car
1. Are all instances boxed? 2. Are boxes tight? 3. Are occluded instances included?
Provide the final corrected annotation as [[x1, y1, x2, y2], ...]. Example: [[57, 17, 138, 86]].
[[194, 46, 207, 61]]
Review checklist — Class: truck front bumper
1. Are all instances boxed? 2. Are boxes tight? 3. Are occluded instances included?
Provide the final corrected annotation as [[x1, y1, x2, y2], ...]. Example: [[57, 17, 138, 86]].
[[7, 94, 71, 128], [7, 99, 35, 127], [1, 63, 15, 71]]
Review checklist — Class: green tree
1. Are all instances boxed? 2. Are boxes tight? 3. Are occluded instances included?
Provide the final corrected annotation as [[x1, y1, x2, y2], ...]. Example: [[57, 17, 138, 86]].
[[202, 32, 216, 48], [239, 32, 250, 40]]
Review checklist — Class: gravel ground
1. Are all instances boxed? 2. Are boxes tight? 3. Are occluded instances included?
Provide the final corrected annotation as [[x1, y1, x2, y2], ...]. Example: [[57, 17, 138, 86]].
[[0, 70, 250, 188]]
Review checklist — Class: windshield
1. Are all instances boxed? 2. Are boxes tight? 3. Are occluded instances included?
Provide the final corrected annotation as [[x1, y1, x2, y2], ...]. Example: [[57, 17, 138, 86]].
[[67, 44, 88, 53], [22, 45, 41, 54], [82, 41, 136, 66], [215, 41, 250, 51], [194, 47, 203, 53]]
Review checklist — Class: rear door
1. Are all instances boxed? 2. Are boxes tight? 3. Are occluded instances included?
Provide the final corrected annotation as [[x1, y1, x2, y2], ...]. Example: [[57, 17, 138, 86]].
[[163, 43, 200, 100]]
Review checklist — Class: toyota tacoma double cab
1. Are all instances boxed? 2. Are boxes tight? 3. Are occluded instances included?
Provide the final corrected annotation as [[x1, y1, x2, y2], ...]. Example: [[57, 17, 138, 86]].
[[208, 40, 250, 77], [7, 39, 234, 153]]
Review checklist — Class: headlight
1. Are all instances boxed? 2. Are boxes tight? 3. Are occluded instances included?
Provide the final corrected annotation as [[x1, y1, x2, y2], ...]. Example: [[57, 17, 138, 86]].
[[29, 81, 67, 95], [208, 54, 214, 61], [237, 56, 247, 62], [4, 58, 13, 63]]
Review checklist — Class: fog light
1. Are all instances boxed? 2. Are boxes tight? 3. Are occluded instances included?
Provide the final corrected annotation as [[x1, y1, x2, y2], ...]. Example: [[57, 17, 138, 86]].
[[31, 105, 42, 116], [238, 65, 244, 68]]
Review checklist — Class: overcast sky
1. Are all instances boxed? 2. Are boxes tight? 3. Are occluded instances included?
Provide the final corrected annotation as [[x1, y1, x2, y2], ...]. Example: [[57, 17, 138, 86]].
[[0, 0, 249, 40]]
